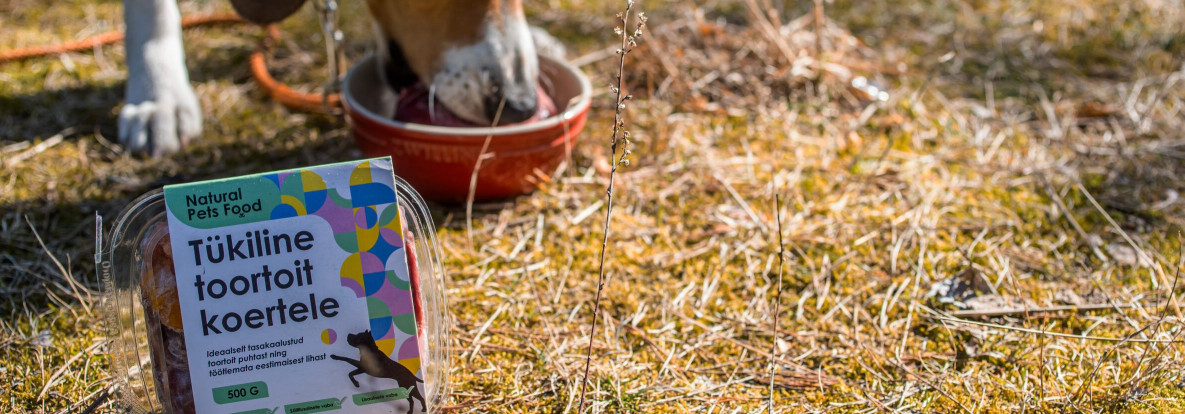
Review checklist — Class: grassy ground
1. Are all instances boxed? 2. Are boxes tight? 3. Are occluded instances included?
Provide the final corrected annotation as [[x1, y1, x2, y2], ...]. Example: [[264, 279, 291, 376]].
[[3, 0, 1185, 412]]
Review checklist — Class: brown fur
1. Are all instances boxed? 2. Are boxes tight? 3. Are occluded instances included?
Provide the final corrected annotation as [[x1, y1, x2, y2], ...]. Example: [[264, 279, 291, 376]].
[[365, 0, 522, 82]]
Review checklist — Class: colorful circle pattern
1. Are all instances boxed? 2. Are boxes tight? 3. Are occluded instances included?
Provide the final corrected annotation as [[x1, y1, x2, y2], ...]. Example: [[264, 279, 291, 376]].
[[263, 161, 420, 373]]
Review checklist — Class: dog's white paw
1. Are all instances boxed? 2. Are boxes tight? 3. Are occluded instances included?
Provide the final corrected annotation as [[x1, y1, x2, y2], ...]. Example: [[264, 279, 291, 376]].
[[118, 79, 202, 157], [120, 0, 201, 157]]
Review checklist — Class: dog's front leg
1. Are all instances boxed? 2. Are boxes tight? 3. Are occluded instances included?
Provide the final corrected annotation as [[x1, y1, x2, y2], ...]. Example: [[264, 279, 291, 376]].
[[330, 354, 361, 366], [120, 0, 202, 156], [347, 367, 363, 388]]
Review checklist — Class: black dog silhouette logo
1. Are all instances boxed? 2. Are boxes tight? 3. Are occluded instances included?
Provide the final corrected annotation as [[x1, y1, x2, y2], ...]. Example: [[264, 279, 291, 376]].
[[331, 330, 427, 412]]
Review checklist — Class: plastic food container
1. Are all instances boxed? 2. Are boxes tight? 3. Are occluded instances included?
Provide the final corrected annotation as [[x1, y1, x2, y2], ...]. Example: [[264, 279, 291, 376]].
[[98, 173, 450, 413]]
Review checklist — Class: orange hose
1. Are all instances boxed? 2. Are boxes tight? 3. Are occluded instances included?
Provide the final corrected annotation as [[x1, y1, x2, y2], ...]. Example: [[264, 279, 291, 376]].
[[249, 25, 343, 113], [0, 31, 125, 63], [0, 13, 243, 63], [0, 12, 343, 114]]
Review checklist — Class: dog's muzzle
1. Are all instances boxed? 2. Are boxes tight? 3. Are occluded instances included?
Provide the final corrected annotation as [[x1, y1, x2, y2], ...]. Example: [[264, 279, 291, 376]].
[[485, 83, 538, 124]]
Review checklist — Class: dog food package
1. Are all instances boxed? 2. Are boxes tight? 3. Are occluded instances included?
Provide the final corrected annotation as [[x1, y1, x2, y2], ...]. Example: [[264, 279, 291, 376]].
[[98, 158, 451, 414]]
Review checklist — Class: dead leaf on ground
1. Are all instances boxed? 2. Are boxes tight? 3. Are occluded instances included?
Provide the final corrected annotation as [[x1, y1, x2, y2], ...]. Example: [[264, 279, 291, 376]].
[[1076, 101, 1119, 118]]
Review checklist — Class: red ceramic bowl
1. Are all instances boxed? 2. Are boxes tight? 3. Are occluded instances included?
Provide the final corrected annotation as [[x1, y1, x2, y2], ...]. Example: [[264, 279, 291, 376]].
[[343, 55, 591, 203]]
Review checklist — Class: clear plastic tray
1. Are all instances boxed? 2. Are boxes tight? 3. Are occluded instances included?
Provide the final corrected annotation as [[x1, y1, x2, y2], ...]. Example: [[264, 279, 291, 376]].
[[97, 176, 450, 413]]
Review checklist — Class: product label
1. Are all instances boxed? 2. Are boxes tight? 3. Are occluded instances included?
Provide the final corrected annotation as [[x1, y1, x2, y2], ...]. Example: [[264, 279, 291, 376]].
[[164, 158, 427, 414]]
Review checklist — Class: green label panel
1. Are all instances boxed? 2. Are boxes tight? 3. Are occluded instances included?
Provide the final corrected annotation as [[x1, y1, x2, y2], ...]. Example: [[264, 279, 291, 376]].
[[352, 387, 412, 406], [284, 397, 345, 414], [165, 176, 281, 229], [213, 381, 270, 405]]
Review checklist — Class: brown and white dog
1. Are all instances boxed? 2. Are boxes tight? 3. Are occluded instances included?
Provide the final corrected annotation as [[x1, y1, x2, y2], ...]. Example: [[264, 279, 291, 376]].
[[120, 0, 562, 156]]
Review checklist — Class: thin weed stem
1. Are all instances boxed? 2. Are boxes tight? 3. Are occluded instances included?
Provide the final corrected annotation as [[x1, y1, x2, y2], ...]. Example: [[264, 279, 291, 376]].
[[465, 97, 507, 248], [577, 2, 646, 411], [768, 194, 784, 414]]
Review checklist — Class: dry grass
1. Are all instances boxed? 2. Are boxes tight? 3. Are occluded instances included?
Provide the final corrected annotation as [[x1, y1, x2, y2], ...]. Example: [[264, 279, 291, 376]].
[[3, 0, 1185, 412]]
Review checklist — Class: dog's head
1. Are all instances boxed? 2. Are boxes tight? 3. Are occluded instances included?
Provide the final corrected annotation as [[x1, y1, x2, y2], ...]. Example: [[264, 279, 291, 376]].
[[345, 330, 373, 347], [367, 0, 540, 124]]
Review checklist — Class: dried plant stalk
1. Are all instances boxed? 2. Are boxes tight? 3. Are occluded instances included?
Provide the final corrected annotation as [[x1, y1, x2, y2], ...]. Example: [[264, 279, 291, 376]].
[[768, 194, 784, 413], [577, 1, 647, 412]]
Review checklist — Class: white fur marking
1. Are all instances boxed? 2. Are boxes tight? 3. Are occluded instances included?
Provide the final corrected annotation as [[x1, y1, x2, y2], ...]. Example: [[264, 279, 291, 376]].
[[120, 0, 202, 156], [430, 10, 538, 124]]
